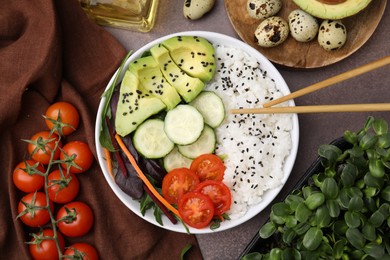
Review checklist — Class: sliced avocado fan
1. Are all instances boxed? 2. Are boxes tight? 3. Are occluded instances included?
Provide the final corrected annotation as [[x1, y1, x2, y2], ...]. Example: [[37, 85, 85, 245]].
[[150, 44, 205, 103], [161, 36, 216, 83], [293, 0, 372, 20], [115, 71, 166, 137]]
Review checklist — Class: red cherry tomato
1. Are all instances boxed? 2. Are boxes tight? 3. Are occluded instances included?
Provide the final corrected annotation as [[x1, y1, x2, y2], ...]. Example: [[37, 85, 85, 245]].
[[45, 101, 80, 136], [194, 180, 232, 216], [18, 192, 53, 227], [190, 154, 225, 182], [29, 229, 65, 260], [60, 141, 94, 174], [178, 192, 215, 229], [13, 160, 45, 193], [63, 243, 99, 260], [27, 131, 62, 165], [162, 168, 200, 204], [47, 169, 80, 204], [57, 201, 94, 237]]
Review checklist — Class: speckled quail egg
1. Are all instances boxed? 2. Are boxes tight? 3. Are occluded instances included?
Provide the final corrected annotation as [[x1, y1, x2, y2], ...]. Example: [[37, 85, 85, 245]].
[[183, 0, 216, 20], [246, 0, 282, 20], [288, 9, 319, 42], [255, 16, 289, 48], [318, 20, 347, 51]]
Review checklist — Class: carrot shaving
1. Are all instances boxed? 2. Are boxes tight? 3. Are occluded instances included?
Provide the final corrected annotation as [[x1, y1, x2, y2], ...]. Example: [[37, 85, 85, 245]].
[[103, 148, 115, 181], [115, 134, 180, 218]]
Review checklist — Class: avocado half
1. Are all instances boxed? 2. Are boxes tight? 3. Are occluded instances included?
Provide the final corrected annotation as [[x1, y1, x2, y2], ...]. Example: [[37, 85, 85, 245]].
[[293, 0, 372, 19]]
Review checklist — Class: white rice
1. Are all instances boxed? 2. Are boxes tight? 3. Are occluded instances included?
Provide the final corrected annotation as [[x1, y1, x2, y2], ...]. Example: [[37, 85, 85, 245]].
[[205, 44, 293, 219]]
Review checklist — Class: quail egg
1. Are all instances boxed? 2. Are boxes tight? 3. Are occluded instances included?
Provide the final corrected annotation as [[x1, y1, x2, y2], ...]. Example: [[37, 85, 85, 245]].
[[183, 0, 216, 20], [318, 20, 347, 51], [288, 9, 319, 42], [246, 0, 282, 20], [255, 16, 289, 48]]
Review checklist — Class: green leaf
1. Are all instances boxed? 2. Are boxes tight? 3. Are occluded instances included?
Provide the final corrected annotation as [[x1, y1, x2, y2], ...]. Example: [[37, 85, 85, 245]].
[[315, 205, 331, 228], [282, 248, 301, 260], [305, 192, 325, 210], [259, 222, 276, 239], [293, 222, 310, 236], [369, 159, 385, 178], [344, 211, 361, 228], [334, 220, 348, 236], [241, 252, 263, 260], [285, 194, 304, 212], [346, 228, 366, 249], [282, 228, 297, 244], [99, 51, 133, 151], [362, 222, 376, 241], [363, 242, 385, 258], [269, 248, 283, 259], [272, 202, 292, 217], [333, 239, 347, 259], [303, 227, 323, 251], [348, 196, 364, 212], [364, 171, 384, 189], [321, 177, 339, 199], [344, 130, 358, 145], [180, 244, 192, 260], [369, 210, 385, 227], [373, 118, 388, 135], [295, 202, 312, 223], [318, 144, 342, 168], [359, 134, 378, 150], [285, 215, 298, 229], [341, 164, 358, 188], [270, 211, 285, 225], [327, 199, 341, 218]]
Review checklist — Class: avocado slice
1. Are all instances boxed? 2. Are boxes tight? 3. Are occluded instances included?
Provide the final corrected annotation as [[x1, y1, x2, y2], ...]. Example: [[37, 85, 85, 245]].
[[161, 36, 216, 83], [150, 44, 206, 103], [293, 0, 372, 19], [129, 56, 181, 110], [115, 70, 166, 137]]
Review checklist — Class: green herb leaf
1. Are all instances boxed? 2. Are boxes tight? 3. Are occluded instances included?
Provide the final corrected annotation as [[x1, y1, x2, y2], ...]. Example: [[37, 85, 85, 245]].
[[272, 202, 292, 217], [304, 192, 325, 210], [363, 242, 385, 258], [303, 227, 323, 251], [346, 228, 366, 249], [373, 118, 388, 135], [259, 222, 276, 239], [99, 51, 133, 151]]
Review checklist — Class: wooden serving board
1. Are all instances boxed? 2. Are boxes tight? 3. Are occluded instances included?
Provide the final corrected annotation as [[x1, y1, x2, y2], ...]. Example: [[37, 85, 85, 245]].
[[224, 0, 386, 68]]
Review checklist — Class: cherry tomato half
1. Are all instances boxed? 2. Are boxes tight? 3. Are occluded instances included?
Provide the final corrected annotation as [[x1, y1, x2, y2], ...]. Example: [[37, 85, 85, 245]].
[[27, 131, 62, 165], [194, 180, 232, 216], [47, 169, 80, 204], [64, 243, 99, 260], [57, 201, 94, 237], [13, 160, 45, 193], [190, 154, 225, 182], [162, 168, 200, 205], [60, 141, 94, 174], [45, 101, 80, 136], [178, 192, 214, 229], [29, 229, 65, 260], [18, 192, 53, 227]]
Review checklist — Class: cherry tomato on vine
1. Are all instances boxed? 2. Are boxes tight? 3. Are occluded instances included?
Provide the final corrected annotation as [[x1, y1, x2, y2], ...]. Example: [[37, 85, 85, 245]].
[[190, 154, 225, 182], [29, 229, 65, 260], [63, 243, 99, 260], [162, 168, 200, 205], [47, 169, 80, 204], [45, 101, 80, 136], [60, 141, 94, 174], [27, 131, 62, 165], [56, 201, 94, 237], [178, 192, 215, 229], [13, 160, 45, 193], [17, 192, 53, 227], [194, 180, 232, 216]]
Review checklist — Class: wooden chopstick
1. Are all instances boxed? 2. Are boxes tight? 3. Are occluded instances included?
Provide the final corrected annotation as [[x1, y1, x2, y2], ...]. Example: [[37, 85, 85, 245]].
[[231, 103, 390, 114], [263, 55, 390, 108]]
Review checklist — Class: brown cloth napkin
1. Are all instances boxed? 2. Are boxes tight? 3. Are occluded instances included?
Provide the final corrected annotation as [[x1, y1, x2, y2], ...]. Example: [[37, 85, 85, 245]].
[[0, 0, 203, 259]]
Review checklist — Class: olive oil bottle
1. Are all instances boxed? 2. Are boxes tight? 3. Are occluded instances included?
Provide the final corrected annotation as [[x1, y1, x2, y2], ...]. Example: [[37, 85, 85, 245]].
[[79, 0, 158, 32]]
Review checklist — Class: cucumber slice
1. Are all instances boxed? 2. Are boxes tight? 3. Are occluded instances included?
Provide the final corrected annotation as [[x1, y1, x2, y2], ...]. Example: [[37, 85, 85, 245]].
[[133, 119, 174, 158], [163, 147, 193, 172], [189, 91, 225, 128], [164, 104, 204, 145], [177, 125, 216, 159]]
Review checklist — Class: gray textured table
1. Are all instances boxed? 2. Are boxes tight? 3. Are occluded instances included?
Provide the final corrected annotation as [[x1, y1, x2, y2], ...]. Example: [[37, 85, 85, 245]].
[[104, 1, 390, 259]]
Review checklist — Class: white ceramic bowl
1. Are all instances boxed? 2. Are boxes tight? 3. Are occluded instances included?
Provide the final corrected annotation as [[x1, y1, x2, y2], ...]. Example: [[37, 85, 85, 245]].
[[95, 31, 299, 234]]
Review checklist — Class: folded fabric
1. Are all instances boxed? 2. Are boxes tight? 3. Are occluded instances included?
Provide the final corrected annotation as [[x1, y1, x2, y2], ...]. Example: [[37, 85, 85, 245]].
[[0, 0, 202, 259]]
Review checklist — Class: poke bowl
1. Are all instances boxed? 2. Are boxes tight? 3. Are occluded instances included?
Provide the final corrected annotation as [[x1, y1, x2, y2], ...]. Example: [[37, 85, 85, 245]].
[[95, 31, 299, 234]]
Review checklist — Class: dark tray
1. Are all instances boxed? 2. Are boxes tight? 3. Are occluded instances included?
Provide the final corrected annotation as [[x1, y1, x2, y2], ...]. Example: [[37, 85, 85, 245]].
[[239, 137, 351, 258]]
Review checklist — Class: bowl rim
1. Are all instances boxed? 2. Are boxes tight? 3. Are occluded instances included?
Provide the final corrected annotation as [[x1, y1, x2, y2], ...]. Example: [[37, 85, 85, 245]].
[[95, 30, 300, 234]]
